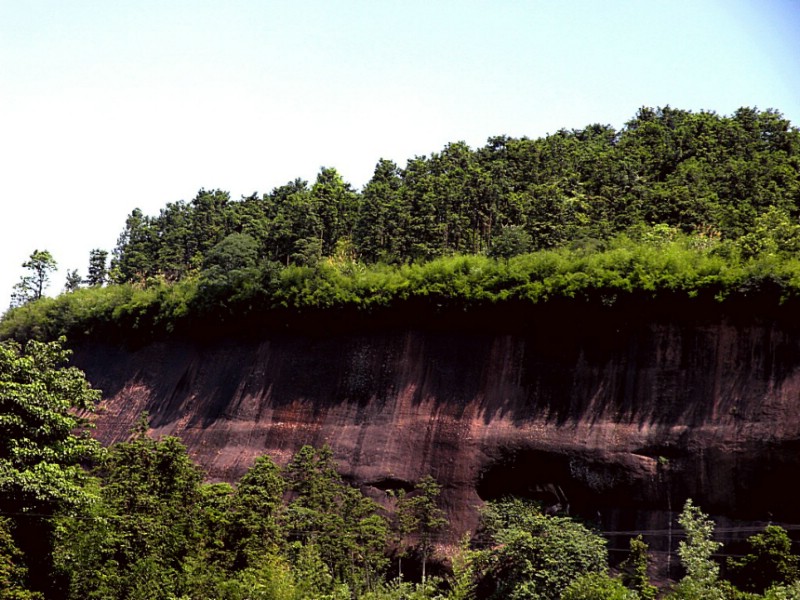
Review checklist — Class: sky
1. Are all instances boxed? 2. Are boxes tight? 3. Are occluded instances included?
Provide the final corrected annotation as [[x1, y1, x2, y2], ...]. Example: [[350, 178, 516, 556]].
[[1, 0, 799, 306]]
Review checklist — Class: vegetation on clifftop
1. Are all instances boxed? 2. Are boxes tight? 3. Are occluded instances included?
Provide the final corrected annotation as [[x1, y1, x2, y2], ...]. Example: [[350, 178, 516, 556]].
[[3, 106, 800, 342], [5, 228, 800, 343]]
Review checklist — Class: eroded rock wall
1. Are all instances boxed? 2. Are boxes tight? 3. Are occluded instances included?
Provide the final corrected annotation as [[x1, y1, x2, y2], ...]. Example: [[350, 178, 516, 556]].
[[73, 301, 800, 539]]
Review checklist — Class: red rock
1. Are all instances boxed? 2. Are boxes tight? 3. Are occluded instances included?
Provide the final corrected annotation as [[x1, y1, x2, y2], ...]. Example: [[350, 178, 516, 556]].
[[72, 301, 800, 543]]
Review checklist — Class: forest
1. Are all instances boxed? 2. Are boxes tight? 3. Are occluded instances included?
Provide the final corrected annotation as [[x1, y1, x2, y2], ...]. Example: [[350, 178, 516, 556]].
[[3, 106, 800, 342], [3, 106, 800, 598]]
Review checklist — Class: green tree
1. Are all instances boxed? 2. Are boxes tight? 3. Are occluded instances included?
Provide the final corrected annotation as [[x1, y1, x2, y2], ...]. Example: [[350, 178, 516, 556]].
[[561, 572, 638, 600], [284, 445, 389, 591], [446, 534, 477, 600], [203, 233, 259, 274], [183, 482, 235, 595], [63, 269, 82, 293], [355, 159, 408, 263], [736, 207, 800, 258], [290, 236, 324, 267], [189, 188, 233, 262], [217, 553, 299, 600], [10, 250, 57, 307], [340, 485, 391, 592], [0, 337, 100, 597], [668, 499, 724, 600], [395, 475, 447, 583], [85, 249, 109, 287], [288, 540, 336, 598], [284, 444, 341, 514], [262, 179, 316, 265], [57, 418, 205, 600], [402, 155, 441, 261], [228, 454, 286, 569], [0, 518, 41, 599], [110, 208, 158, 284], [727, 525, 799, 594], [310, 167, 359, 257], [619, 535, 657, 599], [196, 232, 263, 313], [153, 200, 195, 280], [475, 497, 608, 600], [489, 225, 532, 260], [763, 581, 800, 600]]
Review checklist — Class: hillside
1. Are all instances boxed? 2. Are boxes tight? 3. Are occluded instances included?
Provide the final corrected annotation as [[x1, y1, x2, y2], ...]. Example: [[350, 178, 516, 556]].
[[4, 104, 800, 570]]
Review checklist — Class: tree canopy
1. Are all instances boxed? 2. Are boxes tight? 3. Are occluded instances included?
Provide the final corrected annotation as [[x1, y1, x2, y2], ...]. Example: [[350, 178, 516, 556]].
[[4, 106, 800, 341], [474, 497, 609, 600], [98, 108, 800, 284], [0, 337, 100, 514], [10, 250, 57, 309], [0, 336, 100, 596]]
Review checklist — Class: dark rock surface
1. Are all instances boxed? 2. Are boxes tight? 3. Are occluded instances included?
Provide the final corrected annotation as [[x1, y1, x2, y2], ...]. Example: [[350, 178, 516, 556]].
[[72, 299, 800, 548]]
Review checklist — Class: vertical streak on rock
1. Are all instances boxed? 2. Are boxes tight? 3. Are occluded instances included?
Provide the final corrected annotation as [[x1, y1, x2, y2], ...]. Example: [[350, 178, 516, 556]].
[[73, 308, 800, 537]]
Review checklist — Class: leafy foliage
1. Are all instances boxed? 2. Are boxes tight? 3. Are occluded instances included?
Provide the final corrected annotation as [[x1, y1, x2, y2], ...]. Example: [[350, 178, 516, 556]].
[[561, 572, 638, 600], [94, 107, 800, 282], [4, 106, 800, 341], [0, 336, 100, 596], [9, 229, 800, 344], [726, 525, 800, 594], [284, 444, 390, 593], [56, 423, 204, 600], [394, 475, 447, 582], [668, 499, 725, 600], [10, 250, 57, 308], [0, 518, 41, 599], [63, 269, 82, 293], [762, 581, 800, 600], [0, 337, 100, 512], [227, 454, 285, 568], [474, 497, 608, 600], [446, 535, 477, 600], [86, 249, 109, 287], [618, 534, 657, 599]]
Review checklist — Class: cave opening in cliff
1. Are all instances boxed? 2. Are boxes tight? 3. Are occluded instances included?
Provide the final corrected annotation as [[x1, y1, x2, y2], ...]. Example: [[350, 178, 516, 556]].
[[476, 448, 585, 514]]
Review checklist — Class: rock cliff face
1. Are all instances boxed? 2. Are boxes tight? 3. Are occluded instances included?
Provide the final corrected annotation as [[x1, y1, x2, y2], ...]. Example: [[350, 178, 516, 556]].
[[72, 299, 800, 543]]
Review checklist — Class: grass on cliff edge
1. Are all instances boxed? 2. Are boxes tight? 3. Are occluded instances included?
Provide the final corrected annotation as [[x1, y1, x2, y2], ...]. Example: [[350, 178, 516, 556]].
[[3, 232, 800, 344]]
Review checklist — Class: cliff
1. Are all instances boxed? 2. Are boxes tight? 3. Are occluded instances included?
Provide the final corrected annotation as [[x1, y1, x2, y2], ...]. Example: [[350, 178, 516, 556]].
[[72, 297, 800, 547]]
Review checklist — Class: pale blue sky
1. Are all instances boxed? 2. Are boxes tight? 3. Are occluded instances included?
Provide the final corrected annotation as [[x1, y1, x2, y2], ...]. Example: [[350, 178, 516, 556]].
[[1, 0, 799, 305]]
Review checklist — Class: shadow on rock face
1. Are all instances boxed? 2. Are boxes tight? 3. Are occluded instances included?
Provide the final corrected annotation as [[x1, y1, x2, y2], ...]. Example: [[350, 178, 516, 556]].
[[71, 297, 800, 543]]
